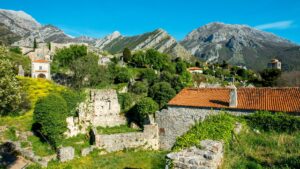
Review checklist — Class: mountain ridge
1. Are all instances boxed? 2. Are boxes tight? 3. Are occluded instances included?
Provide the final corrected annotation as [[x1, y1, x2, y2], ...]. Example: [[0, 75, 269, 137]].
[[181, 22, 300, 71]]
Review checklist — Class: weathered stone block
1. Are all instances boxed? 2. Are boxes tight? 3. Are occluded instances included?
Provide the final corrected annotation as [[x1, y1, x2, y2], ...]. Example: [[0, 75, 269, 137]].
[[57, 147, 75, 162], [166, 140, 223, 169]]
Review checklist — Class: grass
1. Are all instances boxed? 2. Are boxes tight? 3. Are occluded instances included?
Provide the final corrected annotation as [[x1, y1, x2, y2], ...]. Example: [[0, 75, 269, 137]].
[[0, 77, 65, 133], [28, 135, 55, 157], [60, 134, 90, 156], [97, 125, 141, 135], [173, 113, 239, 151], [28, 150, 167, 169], [223, 129, 300, 169]]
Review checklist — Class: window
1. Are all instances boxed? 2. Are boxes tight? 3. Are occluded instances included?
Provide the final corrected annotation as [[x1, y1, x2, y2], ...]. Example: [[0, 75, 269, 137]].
[[39, 66, 42, 70]]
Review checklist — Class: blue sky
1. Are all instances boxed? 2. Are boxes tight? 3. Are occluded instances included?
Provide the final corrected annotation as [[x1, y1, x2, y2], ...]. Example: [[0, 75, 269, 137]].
[[1, 0, 300, 43]]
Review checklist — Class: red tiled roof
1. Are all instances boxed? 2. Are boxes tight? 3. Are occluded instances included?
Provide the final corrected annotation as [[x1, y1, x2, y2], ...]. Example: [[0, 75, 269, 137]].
[[187, 67, 202, 71], [33, 60, 49, 63], [168, 88, 300, 113], [34, 70, 47, 73]]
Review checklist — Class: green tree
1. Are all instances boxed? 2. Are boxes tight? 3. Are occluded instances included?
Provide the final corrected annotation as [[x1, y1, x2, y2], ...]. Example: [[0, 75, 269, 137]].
[[146, 49, 169, 70], [70, 54, 111, 88], [135, 97, 159, 120], [260, 69, 281, 87], [160, 71, 174, 83], [131, 51, 148, 67], [149, 82, 176, 108], [0, 46, 22, 115], [141, 69, 158, 85], [131, 81, 148, 95], [176, 61, 187, 74], [33, 93, 68, 148], [53, 45, 87, 67], [47, 42, 51, 51], [115, 67, 132, 83], [60, 89, 85, 116], [33, 38, 38, 49], [9, 47, 22, 54], [123, 48, 131, 63]]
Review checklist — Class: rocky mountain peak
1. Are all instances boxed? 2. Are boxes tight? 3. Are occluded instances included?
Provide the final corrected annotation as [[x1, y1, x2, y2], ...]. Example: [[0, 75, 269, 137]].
[[0, 9, 41, 36], [94, 31, 122, 49], [181, 22, 300, 71]]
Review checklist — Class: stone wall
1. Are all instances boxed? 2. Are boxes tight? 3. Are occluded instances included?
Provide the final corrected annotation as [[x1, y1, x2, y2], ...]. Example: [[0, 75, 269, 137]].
[[94, 124, 159, 152], [166, 140, 223, 169], [155, 106, 251, 150], [65, 89, 126, 137]]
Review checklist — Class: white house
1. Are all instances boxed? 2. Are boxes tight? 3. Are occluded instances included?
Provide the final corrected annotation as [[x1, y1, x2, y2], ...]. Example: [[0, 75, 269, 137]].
[[31, 59, 51, 79]]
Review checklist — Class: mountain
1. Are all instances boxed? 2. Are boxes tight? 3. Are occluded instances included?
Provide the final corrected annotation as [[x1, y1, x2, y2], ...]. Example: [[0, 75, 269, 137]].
[[0, 9, 41, 36], [13, 24, 74, 47], [0, 9, 192, 59], [0, 23, 21, 45], [97, 29, 193, 59], [181, 22, 300, 71]]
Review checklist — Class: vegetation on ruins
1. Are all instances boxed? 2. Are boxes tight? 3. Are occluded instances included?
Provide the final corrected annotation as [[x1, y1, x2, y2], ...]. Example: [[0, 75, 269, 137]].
[[173, 113, 237, 151], [174, 112, 300, 169], [134, 97, 159, 120], [97, 125, 141, 134]]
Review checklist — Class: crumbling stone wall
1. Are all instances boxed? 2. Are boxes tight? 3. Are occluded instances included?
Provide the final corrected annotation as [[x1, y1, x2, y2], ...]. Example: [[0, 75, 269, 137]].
[[65, 89, 126, 137], [94, 124, 159, 152], [155, 106, 251, 150], [166, 140, 223, 169]]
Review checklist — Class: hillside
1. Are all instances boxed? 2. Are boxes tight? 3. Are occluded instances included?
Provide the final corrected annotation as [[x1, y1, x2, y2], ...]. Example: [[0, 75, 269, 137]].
[[181, 22, 300, 71], [0, 23, 21, 45], [98, 29, 193, 59]]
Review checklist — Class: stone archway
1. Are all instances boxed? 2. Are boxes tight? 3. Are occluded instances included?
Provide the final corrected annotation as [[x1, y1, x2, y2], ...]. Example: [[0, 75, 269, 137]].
[[37, 73, 46, 78]]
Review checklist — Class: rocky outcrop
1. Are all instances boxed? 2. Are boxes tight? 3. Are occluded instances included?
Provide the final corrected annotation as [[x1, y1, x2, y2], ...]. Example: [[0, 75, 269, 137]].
[[13, 25, 74, 47], [0, 9, 41, 36], [181, 22, 300, 71], [94, 31, 122, 49], [166, 140, 223, 169], [100, 29, 194, 60]]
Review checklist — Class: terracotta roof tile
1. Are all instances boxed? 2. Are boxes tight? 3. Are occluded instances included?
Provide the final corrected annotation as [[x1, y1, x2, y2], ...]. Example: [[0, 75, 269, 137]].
[[33, 60, 49, 63], [187, 67, 202, 71], [168, 88, 300, 113]]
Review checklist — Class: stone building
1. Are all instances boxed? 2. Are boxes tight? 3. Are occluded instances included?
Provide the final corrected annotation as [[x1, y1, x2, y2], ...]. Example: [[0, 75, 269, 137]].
[[156, 86, 300, 149], [65, 89, 126, 137], [268, 59, 281, 70], [31, 59, 51, 79]]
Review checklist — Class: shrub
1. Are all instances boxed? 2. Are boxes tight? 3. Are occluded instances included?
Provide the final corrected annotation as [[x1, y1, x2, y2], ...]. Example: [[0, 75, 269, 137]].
[[70, 54, 112, 88], [245, 111, 300, 133], [60, 89, 85, 116], [53, 45, 87, 67], [130, 81, 148, 95], [115, 68, 132, 83], [122, 48, 131, 63], [149, 82, 176, 108], [33, 93, 68, 148], [0, 47, 22, 115], [173, 113, 236, 151], [141, 68, 158, 85], [118, 93, 135, 112], [135, 97, 159, 119]]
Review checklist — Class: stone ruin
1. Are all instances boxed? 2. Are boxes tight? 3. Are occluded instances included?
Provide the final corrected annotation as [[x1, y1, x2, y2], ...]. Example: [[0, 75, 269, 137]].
[[166, 140, 223, 169], [65, 89, 127, 137], [57, 147, 75, 162], [93, 124, 159, 153]]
